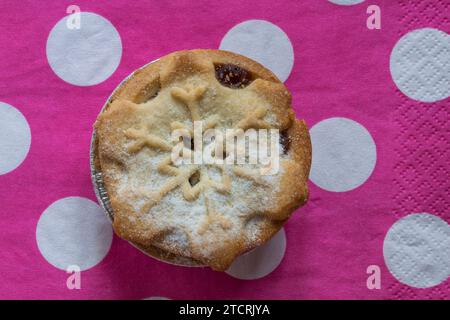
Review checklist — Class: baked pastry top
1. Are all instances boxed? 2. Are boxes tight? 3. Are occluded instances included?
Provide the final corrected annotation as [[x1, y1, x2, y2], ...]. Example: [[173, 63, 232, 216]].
[[94, 49, 311, 271]]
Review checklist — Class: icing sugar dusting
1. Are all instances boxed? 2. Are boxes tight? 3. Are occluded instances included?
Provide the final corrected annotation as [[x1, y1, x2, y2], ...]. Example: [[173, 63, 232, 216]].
[[102, 68, 296, 263]]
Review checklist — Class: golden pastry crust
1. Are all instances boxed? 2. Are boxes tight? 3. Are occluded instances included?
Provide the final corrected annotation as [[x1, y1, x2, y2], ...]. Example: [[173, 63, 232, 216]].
[[94, 49, 311, 271]]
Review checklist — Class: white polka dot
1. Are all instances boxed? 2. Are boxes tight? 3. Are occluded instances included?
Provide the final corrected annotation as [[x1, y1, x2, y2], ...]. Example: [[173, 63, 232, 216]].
[[383, 213, 450, 288], [46, 12, 122, 86], [328, 0, 365, 5], [220, 20, 294, 82], [226, 228, 286, 280], [390, 28, 450, 103], [143, 296, 171, 300], [0, 102, 31, 175], [309, 117, 376, 192], [36, 197, 113, 271]]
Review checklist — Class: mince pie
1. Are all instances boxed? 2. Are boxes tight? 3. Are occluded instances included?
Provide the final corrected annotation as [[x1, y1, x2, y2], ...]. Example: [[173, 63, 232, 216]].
[[93, 50, 311, 271]]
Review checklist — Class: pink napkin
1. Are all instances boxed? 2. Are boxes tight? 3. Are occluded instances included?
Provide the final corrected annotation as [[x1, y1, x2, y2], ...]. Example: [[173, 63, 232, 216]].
[[0, 0, 448, 299]]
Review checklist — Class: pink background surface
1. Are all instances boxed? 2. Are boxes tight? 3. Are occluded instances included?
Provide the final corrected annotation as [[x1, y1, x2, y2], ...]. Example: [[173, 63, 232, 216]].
[[0, 0, 448, 299]]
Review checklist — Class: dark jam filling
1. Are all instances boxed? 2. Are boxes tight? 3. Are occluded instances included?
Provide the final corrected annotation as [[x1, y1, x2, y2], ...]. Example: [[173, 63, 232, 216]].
[[279, 130, 290, 154], [214, 64, 253, 89], [189, 171, 201, 186]]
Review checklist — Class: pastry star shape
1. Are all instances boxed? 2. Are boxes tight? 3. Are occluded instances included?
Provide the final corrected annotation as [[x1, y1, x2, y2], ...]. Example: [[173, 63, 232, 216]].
[[124, 84, 272, 233]]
